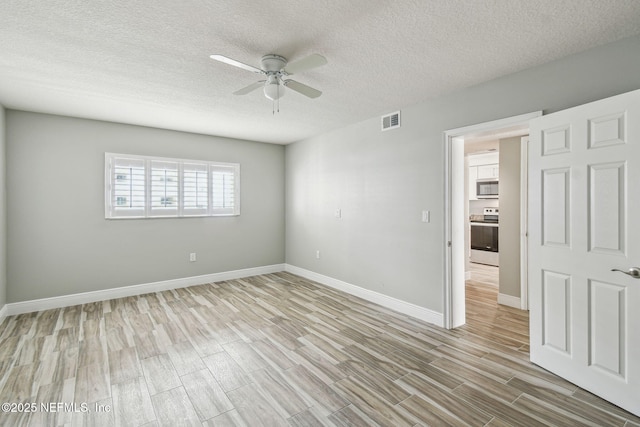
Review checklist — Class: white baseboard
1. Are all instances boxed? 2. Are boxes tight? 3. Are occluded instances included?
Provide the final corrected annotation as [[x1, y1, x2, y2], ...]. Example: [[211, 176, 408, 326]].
[[0, 304, 7, 326], [284, 264, 443, 327], [497, 292, 521, 309], [4, 264, 445, 328], [4, 264, 285, 316]]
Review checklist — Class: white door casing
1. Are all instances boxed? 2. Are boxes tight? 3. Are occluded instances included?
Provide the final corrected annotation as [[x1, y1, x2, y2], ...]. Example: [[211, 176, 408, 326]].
[[529, 89, 640, 416], [444, 111, 540, 329]]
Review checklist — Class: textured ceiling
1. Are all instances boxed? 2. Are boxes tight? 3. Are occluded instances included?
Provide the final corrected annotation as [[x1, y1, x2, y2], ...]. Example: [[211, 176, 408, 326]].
[[1, 1, 640, 144]]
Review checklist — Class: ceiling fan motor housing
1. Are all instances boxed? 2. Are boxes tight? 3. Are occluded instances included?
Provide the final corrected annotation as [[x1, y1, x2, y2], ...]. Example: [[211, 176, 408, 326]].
[[261, 54, 287, 73]]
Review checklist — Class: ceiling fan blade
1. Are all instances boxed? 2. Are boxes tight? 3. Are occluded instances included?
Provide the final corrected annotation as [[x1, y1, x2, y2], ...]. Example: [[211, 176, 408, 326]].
[[210, 54, 263, 74], [233, 80, 265, 95], [284, 80, 322, 98], [283, 54, 327, 75]]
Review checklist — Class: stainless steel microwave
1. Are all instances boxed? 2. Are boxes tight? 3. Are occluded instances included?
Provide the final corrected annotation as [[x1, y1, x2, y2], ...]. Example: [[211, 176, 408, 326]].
[[476, 180, 499, 198]]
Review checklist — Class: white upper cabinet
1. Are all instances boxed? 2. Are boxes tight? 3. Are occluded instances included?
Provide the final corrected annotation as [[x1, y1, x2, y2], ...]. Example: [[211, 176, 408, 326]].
[[468, 152, 498, 167], [477, 163, 499, 179], [468, 165, 478, 200], [468, 152, 499, 201]]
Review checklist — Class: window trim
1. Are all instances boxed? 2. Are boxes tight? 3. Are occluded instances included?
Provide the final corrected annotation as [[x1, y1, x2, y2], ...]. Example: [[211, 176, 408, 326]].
[[105, 153, 240, 219]]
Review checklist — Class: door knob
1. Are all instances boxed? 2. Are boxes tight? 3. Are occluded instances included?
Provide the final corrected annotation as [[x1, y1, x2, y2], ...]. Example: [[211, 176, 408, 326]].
[[611, 267, 640, 278]]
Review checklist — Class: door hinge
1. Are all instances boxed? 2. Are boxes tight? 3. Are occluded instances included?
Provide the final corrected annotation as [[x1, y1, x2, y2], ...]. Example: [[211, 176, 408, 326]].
[[447, 241, 452, 247]]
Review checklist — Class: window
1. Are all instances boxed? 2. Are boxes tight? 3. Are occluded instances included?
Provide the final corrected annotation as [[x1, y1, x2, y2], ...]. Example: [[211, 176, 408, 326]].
[[212, 164, 238, 215], [183, 163, 209, 216], [105, 153, 240, 219], [150, 160, 179, 216], [110, 157, 145, 217]]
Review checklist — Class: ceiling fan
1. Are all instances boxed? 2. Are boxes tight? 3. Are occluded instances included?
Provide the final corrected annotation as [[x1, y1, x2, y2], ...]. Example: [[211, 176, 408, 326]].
[[210, 53, 327, 105]]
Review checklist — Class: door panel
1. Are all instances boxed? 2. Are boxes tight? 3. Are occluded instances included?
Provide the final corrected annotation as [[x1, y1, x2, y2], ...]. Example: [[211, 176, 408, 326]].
[[588, 162, 625, 254], [542, 125, 571, 155], [542, 168, 570, 246], [541, 270, 572, 354], [588, 112, 625, 148], [588, 279, 626, 377], [529, 89, 640, 416]]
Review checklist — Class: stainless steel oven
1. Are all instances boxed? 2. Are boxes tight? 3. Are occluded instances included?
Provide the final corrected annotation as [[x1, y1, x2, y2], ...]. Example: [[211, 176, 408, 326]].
[[476, 179, 499, 199], [470, 223, 499, 252], [470, 208, 499, 266]]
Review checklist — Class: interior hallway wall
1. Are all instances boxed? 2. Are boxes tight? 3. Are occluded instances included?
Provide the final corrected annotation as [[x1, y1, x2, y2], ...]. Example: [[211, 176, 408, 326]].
[[286, 34, 640, 315], [498, 136, 522, 299]]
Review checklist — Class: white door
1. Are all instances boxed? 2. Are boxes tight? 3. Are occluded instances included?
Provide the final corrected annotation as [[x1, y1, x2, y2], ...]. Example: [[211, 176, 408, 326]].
[[529, 89, 640, 416]]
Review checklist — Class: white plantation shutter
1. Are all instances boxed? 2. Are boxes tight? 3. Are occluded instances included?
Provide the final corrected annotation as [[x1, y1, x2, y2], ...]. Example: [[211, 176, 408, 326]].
[[105, 153, 240, 219], [182, 163, 209, 216], [211, 163, 240, 215], [107, 155, 146, 218], [150, 160, 179, 216]]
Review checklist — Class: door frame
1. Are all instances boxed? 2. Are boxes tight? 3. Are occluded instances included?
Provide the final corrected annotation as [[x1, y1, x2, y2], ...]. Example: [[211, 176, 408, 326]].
[[443, 111, 541, 329], [519, 135, 529, 311]]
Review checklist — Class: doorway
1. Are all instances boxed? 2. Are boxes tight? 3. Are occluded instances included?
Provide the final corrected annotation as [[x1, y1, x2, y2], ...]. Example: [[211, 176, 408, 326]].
[[444, 112, 540, 329], [466, 138, 500, 294]]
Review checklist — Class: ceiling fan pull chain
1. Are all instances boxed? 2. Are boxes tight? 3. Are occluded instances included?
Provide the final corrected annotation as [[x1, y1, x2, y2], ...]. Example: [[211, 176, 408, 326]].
[[272, 84, 281, 114]]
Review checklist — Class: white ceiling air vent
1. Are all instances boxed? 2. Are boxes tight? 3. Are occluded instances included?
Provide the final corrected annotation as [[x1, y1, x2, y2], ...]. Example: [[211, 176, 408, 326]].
[[381, 111, 401, 131]]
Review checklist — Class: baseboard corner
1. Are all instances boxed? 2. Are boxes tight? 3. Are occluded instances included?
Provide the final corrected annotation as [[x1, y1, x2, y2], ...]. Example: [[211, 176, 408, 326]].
[[284, 264, 444, 328], [497, 292, 521, 309]]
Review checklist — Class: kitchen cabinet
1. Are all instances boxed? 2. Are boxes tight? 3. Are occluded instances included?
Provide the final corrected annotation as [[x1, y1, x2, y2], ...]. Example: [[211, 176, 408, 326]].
[[468, 152, 499, 201], [477, 163, 499, 179], [468, 152, 498, 167], [469, 166, 478, 200]]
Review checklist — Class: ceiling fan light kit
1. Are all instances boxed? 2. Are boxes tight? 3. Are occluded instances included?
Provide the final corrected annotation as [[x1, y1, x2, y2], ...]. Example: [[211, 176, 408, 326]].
[[264, 74, 284, 101], [210, 52, 327, 112]]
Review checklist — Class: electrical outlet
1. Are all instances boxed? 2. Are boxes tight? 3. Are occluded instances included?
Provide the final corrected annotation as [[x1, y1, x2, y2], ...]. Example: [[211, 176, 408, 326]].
[[316, 250, 321, 259], [335, 209, 342, 218], [189, 252, 197, 262], [422, 210, 430, 223]]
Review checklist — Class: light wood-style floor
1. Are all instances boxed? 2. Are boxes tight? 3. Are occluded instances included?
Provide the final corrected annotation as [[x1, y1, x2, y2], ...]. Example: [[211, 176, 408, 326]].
[[0, 272, 638, 426], [468, 262, 500, 288]]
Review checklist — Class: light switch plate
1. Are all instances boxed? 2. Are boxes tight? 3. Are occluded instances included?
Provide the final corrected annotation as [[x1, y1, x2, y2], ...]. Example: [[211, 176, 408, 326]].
[[422, 211, 430, 223]]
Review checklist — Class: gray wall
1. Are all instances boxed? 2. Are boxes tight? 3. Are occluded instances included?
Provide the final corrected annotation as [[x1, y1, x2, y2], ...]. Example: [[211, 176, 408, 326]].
[[498, 137, 521, 298], [285, 34, 640, 314], [0, 106, 6, 310], [6, 112, 285, 303]]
